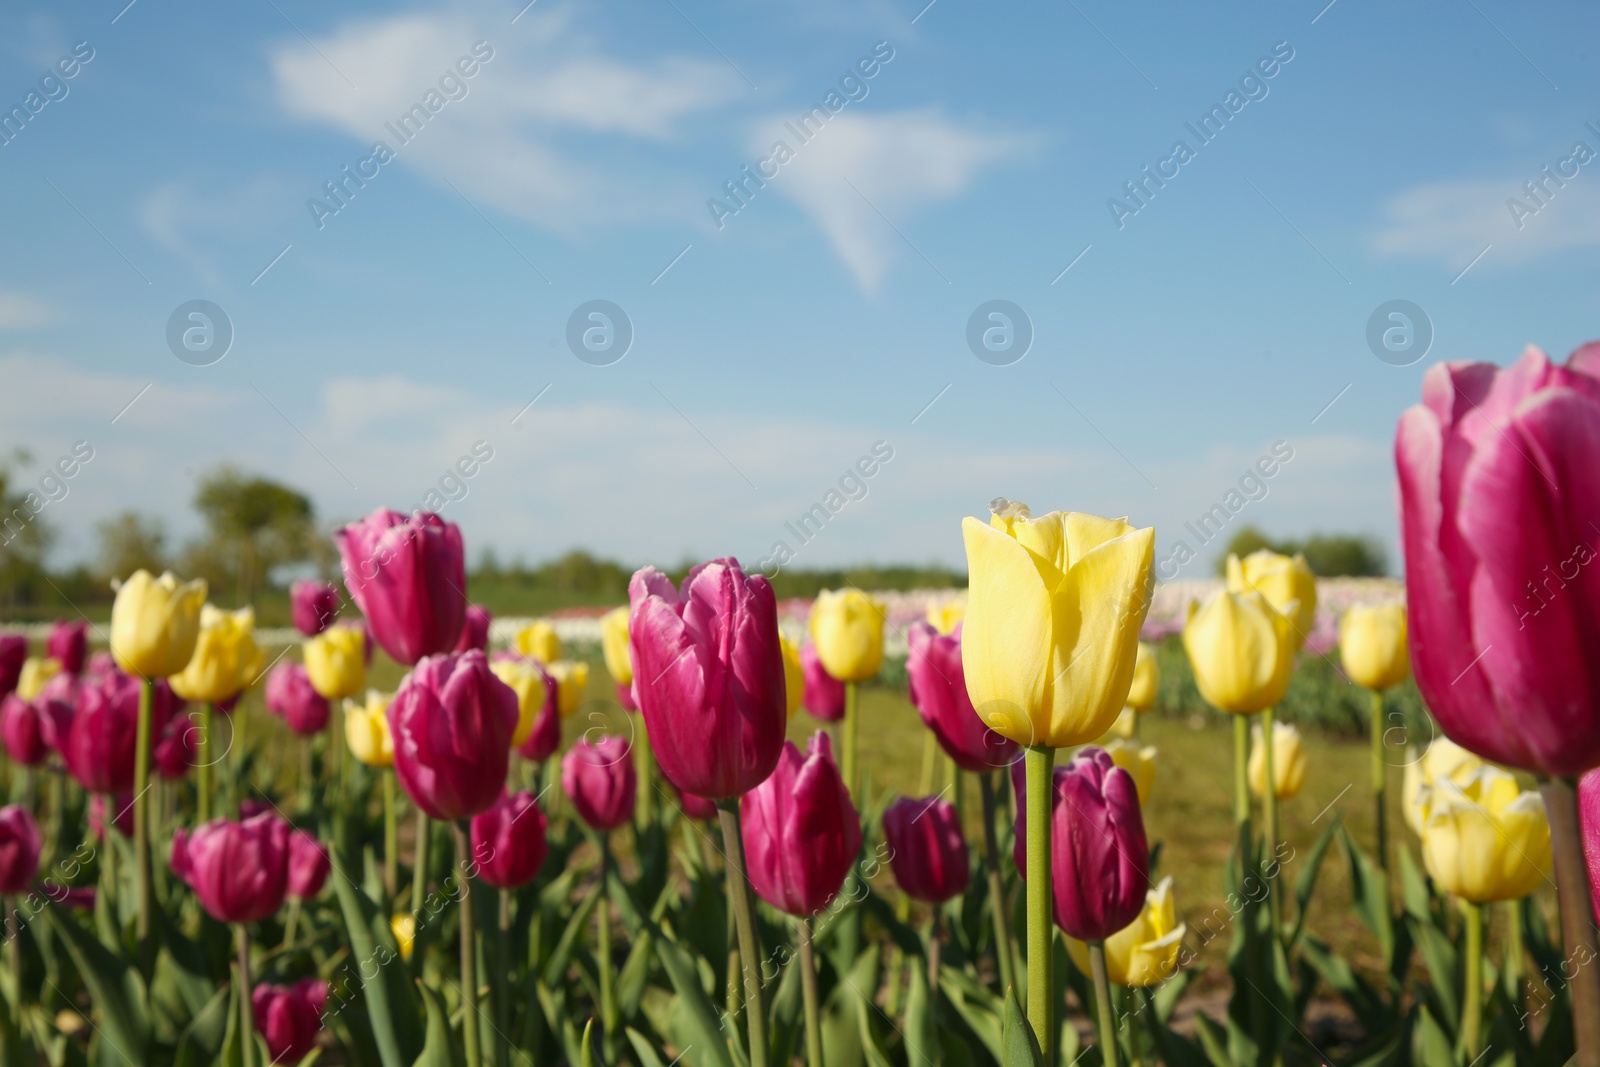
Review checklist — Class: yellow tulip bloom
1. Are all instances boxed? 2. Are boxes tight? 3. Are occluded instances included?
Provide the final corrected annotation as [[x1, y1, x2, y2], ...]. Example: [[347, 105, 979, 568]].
[[1182, 588, 1296, 715], [1403, 737, 1485, 836], [303, 626, 368, 701], [961, 500, 1155, 748], [925, 596, 966, 636], [1247, 720, 1308, 800], [17, 657, 60, 701], [1105, 707, 1137, 740], [809, 589, 885, 682], [546, 660, 589, 716], [345, 690, 395, 767], [514, 620, 561, 663], [1126, 641, 1159, 712], [1226, 550, 1317, 650], [110, 569, 208, 678], [391, 913, 416, 962], [1339, 604, 1410, 692], [779, 633, 804, 716], [1067, 877, 1186, 987], [170, 606, 263, 704], [599, 607, 632, 687], [1102, 738, 1156, 805], [1421, 767, 1551, 904], [490, 657, 548, 747]]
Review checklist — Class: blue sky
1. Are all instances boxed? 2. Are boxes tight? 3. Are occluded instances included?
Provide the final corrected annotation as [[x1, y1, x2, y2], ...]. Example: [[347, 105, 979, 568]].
[[2, 0, 1597, 579]]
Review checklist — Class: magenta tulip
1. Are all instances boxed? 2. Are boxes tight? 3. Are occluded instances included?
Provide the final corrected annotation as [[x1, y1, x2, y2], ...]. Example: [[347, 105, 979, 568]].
[[2, 693, 70, 766], [152, 709, 197, 780], [173, 811, 291, 924], [0, 636, 25, 699], [800, 642, 846, 723], [471, 791, 550, 889], [63, 673, 142, 794], [905, 622, 1019, 773], [454, 604, 492, 653], [628, 559, 787, 800], [615, 681, 637, 712], [85, 651, 117, 679], [0, 806, 42, 894], [562, 736, 637, 832], [335, 508, 467, 666], [389, 650, 518, 821], [1397, 343, 1600, 776], [516, 668, 562, 764], [741, 732, 860, 917], [46, 621, 88, 674], [290, 580, 341, 637], [90, 794, 135, 839], [677, 790, 718, 822], [288, 829, 331, 899], [1028, 747, 1149, 941], [884, 795, 970, 904], [253, 979, 327, 1064], [266, 662, 330, 736]]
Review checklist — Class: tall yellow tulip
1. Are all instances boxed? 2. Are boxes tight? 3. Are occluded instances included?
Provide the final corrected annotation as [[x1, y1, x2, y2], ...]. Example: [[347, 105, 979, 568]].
[[170, 605, 263, 704], [809, 589, 885, 682], [1248, 720, 1308, 800], [346, 690, 395, 767], [779, 633, 803, 717], [1339, 604, 1409, 691], [304, 626, 368, 701], [599, 607, 632, 687], [1181, 588, 1296, 716], [110, 569, 208, 678], [17, 657, 60, 700], [1226, 550, 1317, 649], [490, 657, 547, 747], [514, 620, 561, 663], [1421, 767, 1550, 904], [1066, 877, 1186, 988], [546, 660, 589, 716], [1125, 641, 1158, 712]]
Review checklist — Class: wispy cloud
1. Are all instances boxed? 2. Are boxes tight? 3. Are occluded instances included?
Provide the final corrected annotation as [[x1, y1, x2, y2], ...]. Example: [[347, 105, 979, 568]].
[[1370, 174, 1600, 269], [0, 290, 55, 329]]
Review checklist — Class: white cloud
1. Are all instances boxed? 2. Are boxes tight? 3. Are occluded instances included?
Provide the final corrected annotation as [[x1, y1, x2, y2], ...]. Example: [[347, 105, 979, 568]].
[[750, 109, 1028, 293], [137, 176, 295, 284], [1370, 172, 1600, 269], [0, 291, 54, 329]]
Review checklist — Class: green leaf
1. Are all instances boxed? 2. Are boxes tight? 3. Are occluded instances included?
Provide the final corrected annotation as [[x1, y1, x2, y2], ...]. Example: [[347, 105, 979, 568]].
[[652, 929, 736, 1067], [542, 884, 602, 988], [580, 1018, 596, 1067], [1406, 913, 1460, 1030], [1410, 1004, 1453, 1067], [412, 980, 464, 1067], [903, 962, 935, 1067], [1288, 816, 1339, 949], [41, 906, 149, 1067], [1191, 1011, 1234, 1067], [1399, 846, 1435, 925], [172, 986, 232, 1067], [937, 966, 1003, 1062], [626, 1026, 669, 1067], [1340, 827, 1393, 961], [330, 850, 425, 1067], [1000, 986, 1043, 1067]]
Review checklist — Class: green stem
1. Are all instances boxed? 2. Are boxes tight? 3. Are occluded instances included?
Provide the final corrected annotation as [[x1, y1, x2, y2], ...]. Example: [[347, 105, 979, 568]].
[[918, 731, 938, 797], [599, 834, 617, 1045], [231, 708, 247, 816], [1504, 899, 1524, 1001], [411, 811, 431, 915], [198, 704, 213, 824], [452, 822, 483, 1067], [979, 771, 1015, 994], [1369, 689, 1388, 874], [1262, 707, 1281, 939], [798, 916, 823, 1067], [716, 800, 769, 1067], [1233, 715, 1250, 829], [1460, 901, 1483, 1061], [842, 682, 859, 801], [383, 771, 398, 899], [299, 736, 313, 815], [236, 924, 256, 1067], [1089, 941, 1119, 1067], [929, 909, 943, 1066], [7, 895, 21, 1015], [635, 716, 655, 827], [1540, 777, 1600, 1067], [496, 889, 511, 1067], [1233, 714, 1266, 1058], [1025, 745, 1054, 1062], [134, 678, 153, 952]]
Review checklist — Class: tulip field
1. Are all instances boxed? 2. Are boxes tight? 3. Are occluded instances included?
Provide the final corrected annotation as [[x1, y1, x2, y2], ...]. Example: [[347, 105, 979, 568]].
[[0, 345, 1596, 1067]]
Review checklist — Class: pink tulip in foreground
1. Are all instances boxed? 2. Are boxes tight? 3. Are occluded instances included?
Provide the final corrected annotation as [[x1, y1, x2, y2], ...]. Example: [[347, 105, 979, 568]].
[[172, 811, 291, 924], [0, 806, 42, 894], [628, 559, 787, 800], [290, 580, 341, 636], [884, 795, 970, 904], [563, 735, 637, 832], [253, 979, 327, 1064], [288, 829, 331, 899], [471, 791, 549, 889], [741, 732, 860, 917], [388, 650, 518, 821], [906, 622, 1018, 772], [335, 508, 467, 665], [266, 662, 331, 736]]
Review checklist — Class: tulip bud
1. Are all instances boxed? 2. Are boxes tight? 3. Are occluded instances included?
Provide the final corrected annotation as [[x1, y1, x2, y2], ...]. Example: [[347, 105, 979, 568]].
[[344, 690, 395, 768], [267, 663, 331, 737], [303, 626, 367, 701], [599, 607, 632, 687], [471, 791, 549, 889], [1182, 586, 1296, 715], [252, 979, 327, 1065], [288, 829, 331, 899], [391, 914, 415, 961], [1065, 876, 1186, 987], [2, 693, 71, 767], [1102, 738, 1156, 805], [514, 620, 561, 664], [109, 569, 208, 679], [177, 812, 292, 923], [741, 732, 860, 917], [1226, 550, 1317, 651], [628, 560, 787, 799], [906, 622, 1018, 773], [800, 642, 845, 723], [46, 621, 88, 675], [1246, 721, 1307, 801], [454, 604, 492, 653], [1421, 767, 1551, 903], [884, 795, 969, 904], [778, 634, 803, 717], [290, 580, 341, 637], [17, 657, 60, 701], [546, 661, 589, 717], [563, 736, 637, 832], [1126, 641, 1159, 712], [962, 502, 1156, 748], [0, 637, 25, 700], [91, 794, 134, 839], [0, 806, 42, 894], [1338, 604, 1410, 692], [490, 656, 552, 749], [809, 589, 885, 683], [170, 606, 263, 705], [389, 651, 519, 821], [335, 509, 466, 666]]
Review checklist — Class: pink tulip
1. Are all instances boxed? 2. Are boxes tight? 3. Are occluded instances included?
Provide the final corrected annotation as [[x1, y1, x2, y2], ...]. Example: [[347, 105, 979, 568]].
[[471, 791, 549, 889], [173, 812, 291, 924], [46, 621, 88, 674], [615, 681, 637, 712], [905, 622, 1019, 773], [335, 509, 467, 666], [389, 651, 518, 821], [0, 806, 42, 894], [63, 673, 143, 794], [2, 693, 71, 766], [252, 979, 327, 1064], [266, 662, 330, 736], [290, 580, 342, 636], [0, 637, 25, 699], [677, 790, 718, 822], [740, 732, 860, 917], [85, 651, 117, 679], [152, 709, 197, 780], [884, 795, 970, 904], [516, 666, 562, 764], [454, 604, 492, 653], [628, 559, 787, 799], [288, 829, 331, 898], [800, 642, 846, 723], [1397, 343, 1600, 776], [90, 794, 134, 839], [562, 735, 637, 832]]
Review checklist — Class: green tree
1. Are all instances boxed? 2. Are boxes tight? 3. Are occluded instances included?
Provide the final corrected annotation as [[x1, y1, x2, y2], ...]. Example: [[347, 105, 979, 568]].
[[187, 466, 317, 604], [1216, 525, 1387, 577], [95, 511, 169, 582], [0, 452, 54, 615]]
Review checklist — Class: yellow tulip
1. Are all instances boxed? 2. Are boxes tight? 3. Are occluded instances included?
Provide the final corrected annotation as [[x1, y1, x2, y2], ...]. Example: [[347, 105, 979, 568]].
[[1226, 550, 1317, 650], [490, 657, 548, 747], [1066, 877, 1186, 987], [1102, 738, 1156, 805], [391, 913, 416, 962], [1105, 707, 1137, 740], [779, 633, 803, 716], [170, 606, 263, 704], [599, 607, 632, 687], [1182, 588, 1295, 715], [1403, 737, 1485, 836], [809, 589, 885, 682], [546, 660, 589, 716], [110, 569, 208, 678], [926, 596, 966, 635], [1421, 767, 1551, 904], [1126, 641, 1158, 712], [961, 500, 1155, 748], [1339, 604, 1410, 692], [303, 626, 367, 701], [17, 657, 60, 701], [514, 620, 561, 663], [345, 690, 395, 767], [1247, 720, 1308, 800]]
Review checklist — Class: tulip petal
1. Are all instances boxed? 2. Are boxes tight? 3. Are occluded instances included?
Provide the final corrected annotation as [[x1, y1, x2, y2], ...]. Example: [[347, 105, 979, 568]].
[[961, 517, 1052, 745]]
